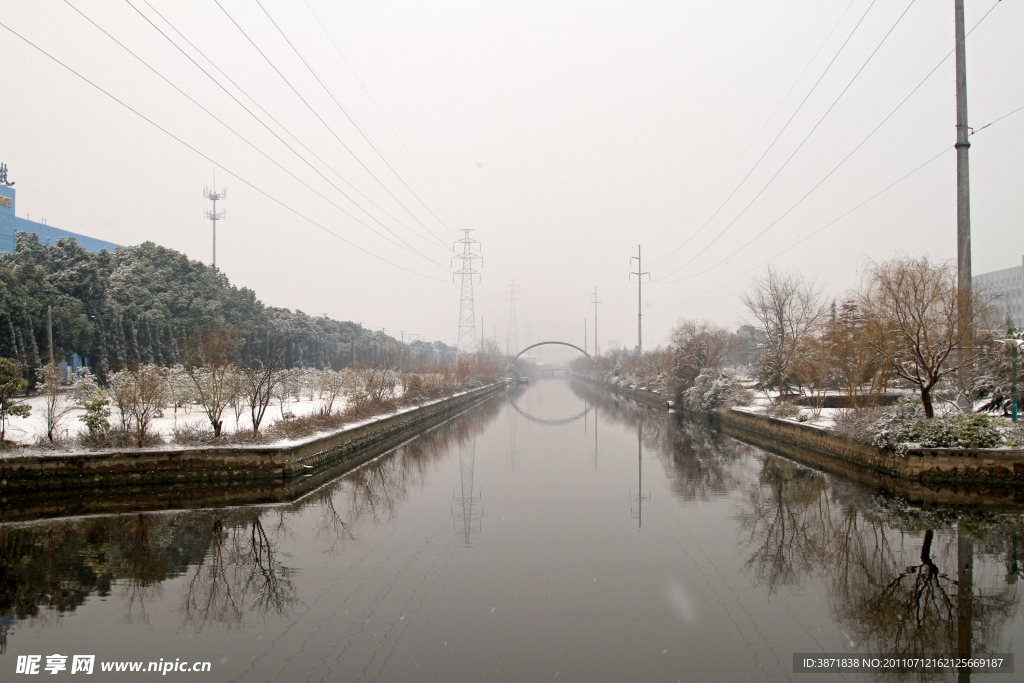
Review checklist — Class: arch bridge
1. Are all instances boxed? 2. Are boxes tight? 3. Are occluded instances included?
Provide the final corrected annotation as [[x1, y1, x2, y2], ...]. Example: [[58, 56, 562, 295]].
[[505, 341, 593, 374]]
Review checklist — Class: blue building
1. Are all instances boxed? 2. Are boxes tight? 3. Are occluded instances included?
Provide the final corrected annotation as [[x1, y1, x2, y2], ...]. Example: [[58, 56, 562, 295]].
[[0, 179, 119, 254]]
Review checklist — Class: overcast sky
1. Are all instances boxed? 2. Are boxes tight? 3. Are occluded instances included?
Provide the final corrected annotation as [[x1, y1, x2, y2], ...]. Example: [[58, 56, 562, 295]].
[[2, 0, 1022, 357]]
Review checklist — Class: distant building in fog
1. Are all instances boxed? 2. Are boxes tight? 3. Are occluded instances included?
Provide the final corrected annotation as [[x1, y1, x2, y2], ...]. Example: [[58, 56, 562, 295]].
[[974, 257, 1024, 328], [0, 175, 119, 254]]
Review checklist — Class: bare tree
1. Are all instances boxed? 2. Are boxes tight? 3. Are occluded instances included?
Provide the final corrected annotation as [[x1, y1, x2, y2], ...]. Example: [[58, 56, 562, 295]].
[[741, 267, 825, 402], [181, 328, 239, 438], [668, 319, 737, 397], [860, 256, 988, 418], [39, 362, 75, 442], [318, 368, 346, 416], [108, 364, 168, 446], [240, 334, 286, 436]]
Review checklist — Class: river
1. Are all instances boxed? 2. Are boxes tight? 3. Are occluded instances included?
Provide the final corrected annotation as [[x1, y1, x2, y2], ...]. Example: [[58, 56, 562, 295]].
[[1, 378, 1021, 681]]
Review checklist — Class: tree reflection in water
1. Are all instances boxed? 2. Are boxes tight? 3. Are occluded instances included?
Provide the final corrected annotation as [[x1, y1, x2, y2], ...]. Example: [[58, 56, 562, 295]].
[[0, 395, 505, 641], [737, 452, 1022, 678], [569, 378, 1023, 678], [182, 513, 297, 630]]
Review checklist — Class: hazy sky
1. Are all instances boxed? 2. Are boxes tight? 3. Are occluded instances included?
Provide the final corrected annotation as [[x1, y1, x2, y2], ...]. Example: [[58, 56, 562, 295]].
[[2, 0, 1022, 356]]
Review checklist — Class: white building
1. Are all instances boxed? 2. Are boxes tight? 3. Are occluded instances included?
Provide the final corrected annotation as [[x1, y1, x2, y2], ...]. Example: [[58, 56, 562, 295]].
[[974, 257, 1024, 328]]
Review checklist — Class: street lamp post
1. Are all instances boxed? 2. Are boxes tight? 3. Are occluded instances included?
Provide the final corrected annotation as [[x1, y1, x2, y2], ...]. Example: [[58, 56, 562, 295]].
[[996, 339, 1024, 423]]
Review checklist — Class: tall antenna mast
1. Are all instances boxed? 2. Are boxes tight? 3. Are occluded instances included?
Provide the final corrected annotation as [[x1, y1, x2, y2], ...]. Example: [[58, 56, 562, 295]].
[[204, 170, 226, 269]]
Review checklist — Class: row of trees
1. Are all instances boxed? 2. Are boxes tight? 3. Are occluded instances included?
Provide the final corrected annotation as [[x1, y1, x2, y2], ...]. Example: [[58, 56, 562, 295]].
[[13, 331, 504, 447], [0, 233, 455, 388], [579, 256, 1010, 421]]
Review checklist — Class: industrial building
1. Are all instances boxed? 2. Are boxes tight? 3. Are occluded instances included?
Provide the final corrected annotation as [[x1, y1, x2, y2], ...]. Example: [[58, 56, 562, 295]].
[[0, 172, 119, 254], [973, 258, 1024, 329]]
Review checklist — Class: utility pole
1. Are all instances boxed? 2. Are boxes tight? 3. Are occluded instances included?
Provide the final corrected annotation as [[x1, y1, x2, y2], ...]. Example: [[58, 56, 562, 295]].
[[204, 171, 226, 270], [629, 245, 650, 355], [584, 318, 587, 355], [453, 229, 481, 357], [506, 280, 520, 356], [955, 0, 974, 411], [591, 287, 601, 356], [47, 305, 53, 365], [481, 316, 485, 354]]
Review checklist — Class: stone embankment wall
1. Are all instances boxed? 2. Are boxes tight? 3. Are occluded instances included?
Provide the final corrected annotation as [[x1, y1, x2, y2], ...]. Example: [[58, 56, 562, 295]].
[[572, 374, 1024, 501], [0, 383, 505, 497]]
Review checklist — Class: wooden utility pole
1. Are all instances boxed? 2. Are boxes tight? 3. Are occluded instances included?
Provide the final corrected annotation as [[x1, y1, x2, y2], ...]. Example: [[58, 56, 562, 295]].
[[955, 0, 973, 410]]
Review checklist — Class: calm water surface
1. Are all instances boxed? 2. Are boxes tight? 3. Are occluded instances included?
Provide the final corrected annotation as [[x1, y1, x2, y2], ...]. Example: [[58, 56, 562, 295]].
[[2, 379, 1022, 682]]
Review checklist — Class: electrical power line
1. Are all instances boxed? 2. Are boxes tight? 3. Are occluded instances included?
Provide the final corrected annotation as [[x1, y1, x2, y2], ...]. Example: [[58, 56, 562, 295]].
[[655, 144, 952, 314], [655, 0, 1003, 286], [656, 0, 916, 283], [256, 0, 459, 244], [649, 0, 881, 271], [68, 0, 450, 272], [129, 0, 450, 258], [302, 0, 468, 234], [0, 19, 449, 283], [647, 0, 857, 261], [214, 0, 451, 252]]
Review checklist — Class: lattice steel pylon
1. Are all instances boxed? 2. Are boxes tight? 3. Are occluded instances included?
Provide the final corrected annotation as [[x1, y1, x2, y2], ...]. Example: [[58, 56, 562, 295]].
[[506, 280, 520, 357], [453, 229, 481, 356], [453, 435, 482, 546]]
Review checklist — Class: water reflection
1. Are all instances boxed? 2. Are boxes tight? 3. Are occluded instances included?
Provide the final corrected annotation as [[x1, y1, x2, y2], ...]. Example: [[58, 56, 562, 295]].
[[568, 379, 1024, 678], [0, 398, 503, 641], [1, 382, 1021, 680]]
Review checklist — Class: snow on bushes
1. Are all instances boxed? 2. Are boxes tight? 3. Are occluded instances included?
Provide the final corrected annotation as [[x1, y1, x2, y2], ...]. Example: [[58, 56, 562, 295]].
[[682, 369, 740, 412], [832, 401, 1005, 454]]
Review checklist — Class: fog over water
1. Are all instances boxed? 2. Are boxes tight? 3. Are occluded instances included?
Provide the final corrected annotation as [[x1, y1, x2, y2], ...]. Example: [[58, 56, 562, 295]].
[[2, 1, 1023, 348], [2, 380, 1021, 681]]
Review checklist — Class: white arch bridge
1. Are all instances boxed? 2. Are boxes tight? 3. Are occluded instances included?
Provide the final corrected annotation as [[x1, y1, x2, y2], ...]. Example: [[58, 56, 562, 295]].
[[504, 341, 593, 375]]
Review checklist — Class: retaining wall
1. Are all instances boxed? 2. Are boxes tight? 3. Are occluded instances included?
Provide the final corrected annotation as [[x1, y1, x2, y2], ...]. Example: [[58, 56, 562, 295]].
[[0, 383, 505, 507], [572, 374, 1024, 504]]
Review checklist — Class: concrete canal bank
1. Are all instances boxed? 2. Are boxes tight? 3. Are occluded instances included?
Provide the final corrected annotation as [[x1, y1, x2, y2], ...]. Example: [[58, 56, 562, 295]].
[[572, 374, 1024, 505], [0, 383, 506, 520]]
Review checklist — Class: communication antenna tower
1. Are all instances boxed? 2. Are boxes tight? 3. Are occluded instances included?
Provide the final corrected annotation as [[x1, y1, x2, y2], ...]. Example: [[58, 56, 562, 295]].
[[506, 280, 520, 356], [453, 229, 481, 356], [591, 287, 601, 356], [204, 171, 226, 269]]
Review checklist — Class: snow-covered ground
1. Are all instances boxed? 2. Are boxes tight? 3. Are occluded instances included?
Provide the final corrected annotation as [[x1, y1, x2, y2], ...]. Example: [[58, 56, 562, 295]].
[[3, 391, 351, 447]]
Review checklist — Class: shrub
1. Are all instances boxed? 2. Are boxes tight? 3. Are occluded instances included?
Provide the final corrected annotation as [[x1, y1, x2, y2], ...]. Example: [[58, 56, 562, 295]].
[[171, 422, 217, 445], [915, 413, 1003, 449], [682, 369, 739, 412], [869, 402, 924, 453], [832, 401, 1004, 454], [79, 388, 111, 437], [768, 402, 802, 420]]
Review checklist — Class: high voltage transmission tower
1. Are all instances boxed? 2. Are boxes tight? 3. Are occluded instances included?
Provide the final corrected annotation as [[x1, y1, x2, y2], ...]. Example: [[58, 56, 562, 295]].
[[591, 287, 601, 356], [453, 436, 482, 546], [204, 173, 226, 269], [506, 280, 520, 357], [453, 229, 481, 356]]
